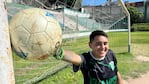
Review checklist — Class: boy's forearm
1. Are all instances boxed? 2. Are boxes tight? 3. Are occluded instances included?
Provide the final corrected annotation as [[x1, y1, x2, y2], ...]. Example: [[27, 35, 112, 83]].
[[63, 50, 82, 65], [117, 72, 123, 84]]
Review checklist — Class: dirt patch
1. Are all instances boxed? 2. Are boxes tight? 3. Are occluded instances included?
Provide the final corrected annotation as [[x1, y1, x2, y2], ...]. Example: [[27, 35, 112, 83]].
[[132, 44, 149, 57], [136, 56, 149, 62], [123, 56, 149, 84], [124, 71, 149, 84]]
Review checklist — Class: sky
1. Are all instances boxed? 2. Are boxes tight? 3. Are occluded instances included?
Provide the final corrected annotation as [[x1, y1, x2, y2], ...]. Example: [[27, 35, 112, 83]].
[[82, 0, 144, 6]]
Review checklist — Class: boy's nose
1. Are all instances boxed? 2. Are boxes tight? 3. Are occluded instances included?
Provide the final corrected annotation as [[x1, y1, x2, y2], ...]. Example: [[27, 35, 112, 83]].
[[100, 43, 105, 49]]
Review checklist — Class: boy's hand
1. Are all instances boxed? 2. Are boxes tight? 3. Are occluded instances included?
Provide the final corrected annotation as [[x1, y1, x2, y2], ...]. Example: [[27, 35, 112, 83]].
[[53, 47, 64, 60], [53, 41, 64, 60]]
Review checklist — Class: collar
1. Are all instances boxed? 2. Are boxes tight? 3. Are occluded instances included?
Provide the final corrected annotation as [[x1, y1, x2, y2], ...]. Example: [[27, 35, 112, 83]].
[[89, 51, 105, 61]]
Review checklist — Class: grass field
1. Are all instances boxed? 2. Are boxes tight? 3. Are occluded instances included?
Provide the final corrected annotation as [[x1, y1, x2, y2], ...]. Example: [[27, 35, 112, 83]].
[[36, 31, 149, 84]]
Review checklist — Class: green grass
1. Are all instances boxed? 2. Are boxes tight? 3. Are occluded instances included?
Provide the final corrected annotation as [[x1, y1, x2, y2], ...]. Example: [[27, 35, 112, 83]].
[[13, 31, 149, 84], [131, 32, 149, 57], [108, 32, 128, 53], [131, 32, 149, 44]]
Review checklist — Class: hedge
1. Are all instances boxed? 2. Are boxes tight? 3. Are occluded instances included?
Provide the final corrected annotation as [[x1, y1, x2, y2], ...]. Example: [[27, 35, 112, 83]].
[[131, 23, 149, 31]]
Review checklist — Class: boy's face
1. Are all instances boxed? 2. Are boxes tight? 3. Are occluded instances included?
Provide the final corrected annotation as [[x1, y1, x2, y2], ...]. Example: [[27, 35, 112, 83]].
[[89, 35, 109, 58]]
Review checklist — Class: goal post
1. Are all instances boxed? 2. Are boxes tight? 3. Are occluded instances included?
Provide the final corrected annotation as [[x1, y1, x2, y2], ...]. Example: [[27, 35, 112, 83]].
[[118, 0, 131, 52], [0, 0, 15, 83]]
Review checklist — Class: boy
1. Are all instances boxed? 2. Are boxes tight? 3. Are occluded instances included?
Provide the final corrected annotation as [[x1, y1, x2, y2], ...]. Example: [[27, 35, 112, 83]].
[[54, 30, 123, 84]]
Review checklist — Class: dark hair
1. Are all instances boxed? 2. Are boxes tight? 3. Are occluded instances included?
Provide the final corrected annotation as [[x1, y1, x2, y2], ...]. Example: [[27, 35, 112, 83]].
[[89, 30, 108, 43]]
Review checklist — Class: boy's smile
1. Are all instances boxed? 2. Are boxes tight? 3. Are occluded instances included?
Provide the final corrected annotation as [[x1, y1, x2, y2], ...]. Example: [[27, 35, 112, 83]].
[[89, 35, 109, 58]]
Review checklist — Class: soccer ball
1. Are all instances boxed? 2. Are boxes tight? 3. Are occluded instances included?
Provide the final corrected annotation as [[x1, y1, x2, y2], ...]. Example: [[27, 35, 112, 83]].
[[9, 8, 62, 60]]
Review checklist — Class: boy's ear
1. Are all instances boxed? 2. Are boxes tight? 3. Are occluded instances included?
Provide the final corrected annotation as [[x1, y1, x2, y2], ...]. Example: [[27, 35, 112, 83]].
[[88, 42, 92, 48]]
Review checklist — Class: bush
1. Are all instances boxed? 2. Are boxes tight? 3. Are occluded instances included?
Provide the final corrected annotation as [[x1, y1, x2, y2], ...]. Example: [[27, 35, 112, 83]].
[[131, 23, 149, 31]]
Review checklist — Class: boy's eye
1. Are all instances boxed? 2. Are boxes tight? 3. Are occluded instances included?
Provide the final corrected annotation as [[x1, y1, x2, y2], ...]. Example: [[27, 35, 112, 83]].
[[104, 42, 108, 45], [95, 42, 108, 46]]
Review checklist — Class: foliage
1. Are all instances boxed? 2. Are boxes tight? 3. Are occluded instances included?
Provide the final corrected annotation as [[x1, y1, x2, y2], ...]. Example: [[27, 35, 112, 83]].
[[131, 23, 149, 31], [127, 6, 143, 25]]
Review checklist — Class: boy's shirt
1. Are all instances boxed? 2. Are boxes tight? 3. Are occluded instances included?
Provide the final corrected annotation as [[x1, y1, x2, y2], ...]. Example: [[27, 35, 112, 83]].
[[73, 49, 118, 84]]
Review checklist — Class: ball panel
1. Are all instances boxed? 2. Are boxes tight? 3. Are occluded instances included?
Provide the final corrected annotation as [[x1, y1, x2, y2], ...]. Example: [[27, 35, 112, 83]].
[[9, 13, 26, 31], [22, 10, 47, 33], [39, 9, 56, 23], [10, 26, 30, 48], [46, 22, 62, 40], [27, 32, 51, 55], [30, 16, 48, 33]]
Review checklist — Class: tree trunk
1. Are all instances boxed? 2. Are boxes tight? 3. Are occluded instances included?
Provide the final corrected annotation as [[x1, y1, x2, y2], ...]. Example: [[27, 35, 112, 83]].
[[0, 0, 15, 84]]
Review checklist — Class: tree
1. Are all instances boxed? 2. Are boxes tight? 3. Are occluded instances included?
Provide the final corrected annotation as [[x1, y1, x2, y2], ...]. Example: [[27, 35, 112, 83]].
[[0, 0, 15, 83], [127, 6, 143, 25], [144, 0, 149, 22]]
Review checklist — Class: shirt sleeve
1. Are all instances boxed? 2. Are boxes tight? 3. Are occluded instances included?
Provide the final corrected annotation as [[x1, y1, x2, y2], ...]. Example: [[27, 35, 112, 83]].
[[73, 55, 85, 72]]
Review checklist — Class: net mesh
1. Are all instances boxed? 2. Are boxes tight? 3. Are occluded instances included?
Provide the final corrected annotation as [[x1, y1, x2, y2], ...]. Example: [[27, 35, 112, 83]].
[[7, 0, 129, 83]]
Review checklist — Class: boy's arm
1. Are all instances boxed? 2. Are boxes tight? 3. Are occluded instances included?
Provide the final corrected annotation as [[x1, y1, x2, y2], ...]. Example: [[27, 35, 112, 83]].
[[63, 50, 82, 65], [117, 72, 123, 84], [54, 48, 82, 65]]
